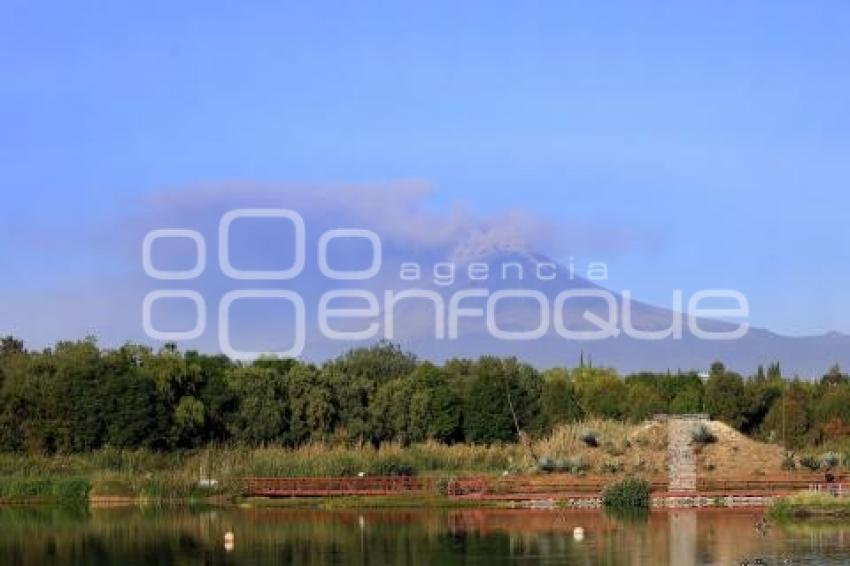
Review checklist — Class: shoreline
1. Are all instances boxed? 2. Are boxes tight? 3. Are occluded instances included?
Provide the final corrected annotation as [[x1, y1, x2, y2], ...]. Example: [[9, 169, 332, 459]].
[[0, 491, 782, 510]]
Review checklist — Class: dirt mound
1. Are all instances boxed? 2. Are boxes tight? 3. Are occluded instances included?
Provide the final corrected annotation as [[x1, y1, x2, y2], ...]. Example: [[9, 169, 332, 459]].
[[533, 419, 669, 476], [697, 420, 786, 478], [629, 420, 667, 447], [532, 419, 788, 479]]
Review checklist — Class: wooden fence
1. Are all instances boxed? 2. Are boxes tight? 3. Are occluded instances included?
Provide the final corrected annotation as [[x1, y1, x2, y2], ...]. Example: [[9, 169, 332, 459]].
[[243, 476, 433, 497], [243, 473, 845, 499]]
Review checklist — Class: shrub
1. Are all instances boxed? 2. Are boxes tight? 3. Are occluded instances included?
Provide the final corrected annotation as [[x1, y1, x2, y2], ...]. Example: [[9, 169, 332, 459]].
[[601, 460, 624, 474], [367, 455, 417, 476], [0, 477, 52, 499], [434, 476, 454, 496], [821, 452, 841, 469], [537, 456, 556, 473], [691, 423, 716, 444], [781, 453, 796, 471], [602, 477, 651, 509], [564, 456, 589, 474], [579, 430, 599, 447], [537, 455, 589, 474], [53, 478, 91, 506], [800, 455, 820, 471], [0, 477, 90, 505]]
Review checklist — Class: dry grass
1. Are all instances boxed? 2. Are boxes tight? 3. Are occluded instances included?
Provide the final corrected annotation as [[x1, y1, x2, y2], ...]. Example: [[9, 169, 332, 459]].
[[533, 419, 668, 476], [697, 421, 786, 478], [535, 418, 791, 479], [0, 418, 805, 500], [241, 442, 529, 477]]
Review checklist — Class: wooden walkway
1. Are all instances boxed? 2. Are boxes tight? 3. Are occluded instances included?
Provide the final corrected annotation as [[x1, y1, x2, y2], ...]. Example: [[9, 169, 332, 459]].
[[242, 474, 845, 500], [243, 476, 433, 497]]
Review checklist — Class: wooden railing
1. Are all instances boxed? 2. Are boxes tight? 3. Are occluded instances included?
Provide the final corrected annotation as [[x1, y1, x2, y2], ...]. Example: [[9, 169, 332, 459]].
[[243, 476, 433, 497], [243, 473, 844, 499], [448, 474, 847, 498], [446, 475, 668, 498], [697, 475, 846, 492]]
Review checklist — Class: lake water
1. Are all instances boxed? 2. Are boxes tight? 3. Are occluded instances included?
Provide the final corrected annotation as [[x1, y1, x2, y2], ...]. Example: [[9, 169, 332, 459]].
[[1, 505, 849, 564]]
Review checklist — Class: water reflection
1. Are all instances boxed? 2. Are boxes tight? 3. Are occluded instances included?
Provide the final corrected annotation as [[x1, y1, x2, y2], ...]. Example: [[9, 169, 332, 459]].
[[1, 505, 850, 564], [669, 510, 697, 566]]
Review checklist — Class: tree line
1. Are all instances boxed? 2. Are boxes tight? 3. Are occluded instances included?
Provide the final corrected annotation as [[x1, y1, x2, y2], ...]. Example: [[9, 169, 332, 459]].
[[0, 336, 848, 453]]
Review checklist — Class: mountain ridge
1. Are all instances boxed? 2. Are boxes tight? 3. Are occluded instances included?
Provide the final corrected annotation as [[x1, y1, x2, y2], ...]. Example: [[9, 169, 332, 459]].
[[370, 250, 850, 377]]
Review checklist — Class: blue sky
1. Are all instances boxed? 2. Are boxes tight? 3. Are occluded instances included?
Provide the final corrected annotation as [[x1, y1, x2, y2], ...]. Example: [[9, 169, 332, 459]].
[[1, 1, 849, 344]]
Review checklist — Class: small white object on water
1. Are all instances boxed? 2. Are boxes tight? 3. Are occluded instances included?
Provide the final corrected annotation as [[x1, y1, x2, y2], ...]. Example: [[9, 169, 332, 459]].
[[198, 478, 219, 489], [358, 515, 366, 530], [224, 531, 235, 552], [502, 470, 509, 476], [357, 471, 365, 477], [573, 527, 585, 542]]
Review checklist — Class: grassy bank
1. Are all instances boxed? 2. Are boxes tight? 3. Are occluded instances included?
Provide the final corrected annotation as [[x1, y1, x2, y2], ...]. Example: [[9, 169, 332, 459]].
[[0, 477, 90, 505], [0, 442, 529, 503], [0, 419, 644, 503], [238, 495, 514, 509], [0, 418, 833, 506], [770, 491, 850, 519], [0, 450, 218, 503]]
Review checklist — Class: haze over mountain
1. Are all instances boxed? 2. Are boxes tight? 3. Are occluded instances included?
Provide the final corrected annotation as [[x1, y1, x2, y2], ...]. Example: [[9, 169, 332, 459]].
[[378, 249, 850, 377], [4, 2, 850, 384], [4, 184, 847, 378]]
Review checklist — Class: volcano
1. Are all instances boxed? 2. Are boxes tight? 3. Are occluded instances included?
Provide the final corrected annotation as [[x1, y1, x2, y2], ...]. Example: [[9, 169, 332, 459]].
[[324, 250, 850, 377]]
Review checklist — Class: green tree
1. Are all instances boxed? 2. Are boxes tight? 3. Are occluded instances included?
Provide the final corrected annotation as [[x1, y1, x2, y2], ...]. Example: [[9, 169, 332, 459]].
[[226, 366, 287, 445], [370, 363, 462, 445], [410, 363, 462, 443], [766, 362, 782, 381], [463, 370, 516, 443], [704, 362, 747, 429], [762, 382, 813, 449], [741, 375, 782, 434], [821, 364, 847, 387], [173, 396, 205, 447], [625, 382, 667, 423], [669, 373, 705, 414], [573, 367, 627, 420], [285, 362, 334, 444], [322, 342, 417, 445], [540, 368, 582, 431], [813, 384, 850, 440]]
